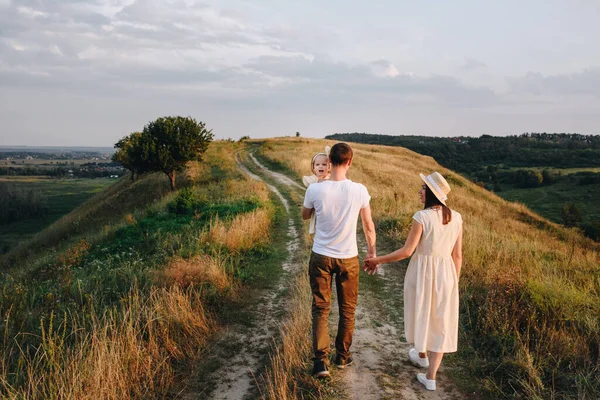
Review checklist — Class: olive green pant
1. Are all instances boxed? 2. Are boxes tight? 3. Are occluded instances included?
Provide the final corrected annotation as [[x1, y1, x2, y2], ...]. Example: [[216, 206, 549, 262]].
[[308, 251, 359, 362]]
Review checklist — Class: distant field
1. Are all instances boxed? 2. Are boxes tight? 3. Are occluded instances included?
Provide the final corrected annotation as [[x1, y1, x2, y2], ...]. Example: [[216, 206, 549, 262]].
[[0, 158, 112, 168], [0, 177, 115, 253], [492, 168, 600, 226], [498, 180, 600, 223]]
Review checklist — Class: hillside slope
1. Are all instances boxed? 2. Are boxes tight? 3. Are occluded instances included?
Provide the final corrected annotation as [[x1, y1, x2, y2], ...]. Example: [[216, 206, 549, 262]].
[[0, 142, 285, 399], [259, 137, 600, 399]]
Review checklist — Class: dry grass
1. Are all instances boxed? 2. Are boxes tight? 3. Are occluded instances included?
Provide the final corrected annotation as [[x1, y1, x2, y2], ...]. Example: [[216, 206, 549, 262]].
[[157, 254, 234, 292], [259, 273, 313, 399], [204, 207, 273, 253], [1, 286, 213, 400], [259, 137, 600, 398]]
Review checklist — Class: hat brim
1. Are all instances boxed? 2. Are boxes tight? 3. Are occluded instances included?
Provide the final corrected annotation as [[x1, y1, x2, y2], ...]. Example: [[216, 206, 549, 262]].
[[420, 173, 447, 206]]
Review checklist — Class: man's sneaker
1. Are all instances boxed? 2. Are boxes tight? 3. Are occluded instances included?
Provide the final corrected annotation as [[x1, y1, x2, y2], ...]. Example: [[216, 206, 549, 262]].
[[334, 355, 354, 369], [409, 348, 429, 368], [312, 360, 330, 378], [417, 373, 436, 391]]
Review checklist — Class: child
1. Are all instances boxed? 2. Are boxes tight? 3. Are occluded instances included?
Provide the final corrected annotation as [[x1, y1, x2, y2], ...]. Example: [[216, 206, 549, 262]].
[[302, 147, 331, 234]]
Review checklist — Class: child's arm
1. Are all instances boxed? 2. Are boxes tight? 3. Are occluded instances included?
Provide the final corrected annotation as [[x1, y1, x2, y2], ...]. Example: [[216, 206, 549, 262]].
[[364, 221, 423, 274]]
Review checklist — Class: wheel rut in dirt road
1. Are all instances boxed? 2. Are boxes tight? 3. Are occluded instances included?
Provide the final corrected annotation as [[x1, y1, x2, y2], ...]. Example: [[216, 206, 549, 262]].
[[182, 152, 302, 400]]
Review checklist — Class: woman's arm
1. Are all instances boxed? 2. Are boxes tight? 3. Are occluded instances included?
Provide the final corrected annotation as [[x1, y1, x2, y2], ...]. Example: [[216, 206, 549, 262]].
[[451, 226, 463, 279], [364, 221, 423, 274]]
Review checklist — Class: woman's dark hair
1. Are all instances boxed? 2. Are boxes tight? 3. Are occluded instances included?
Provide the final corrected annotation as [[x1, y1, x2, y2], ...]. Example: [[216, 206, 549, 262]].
[[424, 185, 452, 225]]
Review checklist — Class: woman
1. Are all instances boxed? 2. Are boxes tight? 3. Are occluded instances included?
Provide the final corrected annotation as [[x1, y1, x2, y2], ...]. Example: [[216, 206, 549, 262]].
[[364, 172, 463, 391]]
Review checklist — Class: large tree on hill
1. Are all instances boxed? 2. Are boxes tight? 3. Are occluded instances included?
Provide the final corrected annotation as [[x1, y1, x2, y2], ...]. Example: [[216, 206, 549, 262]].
[[112, 132, 150, 181], [141, 116, 213, 190]]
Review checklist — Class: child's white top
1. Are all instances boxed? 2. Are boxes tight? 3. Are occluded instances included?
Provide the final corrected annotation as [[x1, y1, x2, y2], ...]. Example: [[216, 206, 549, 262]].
[[303, 179, 371, 258], [302, 175, 319, 234]]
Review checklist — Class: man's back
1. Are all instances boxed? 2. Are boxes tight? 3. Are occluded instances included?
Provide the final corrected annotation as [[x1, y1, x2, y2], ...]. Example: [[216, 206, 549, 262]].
[[304, 179, 370, 259]]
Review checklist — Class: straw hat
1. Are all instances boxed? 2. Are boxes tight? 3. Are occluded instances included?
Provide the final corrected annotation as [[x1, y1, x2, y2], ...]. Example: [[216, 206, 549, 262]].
[[419, 172, 451, 206]]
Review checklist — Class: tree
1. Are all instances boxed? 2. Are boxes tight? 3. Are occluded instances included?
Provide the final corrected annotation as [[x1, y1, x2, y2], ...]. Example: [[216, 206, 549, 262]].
[[112, 132, 149, 181], [296, 131, 301, 137], [141, 116, 213, 190], [561, 203, 581, 227]]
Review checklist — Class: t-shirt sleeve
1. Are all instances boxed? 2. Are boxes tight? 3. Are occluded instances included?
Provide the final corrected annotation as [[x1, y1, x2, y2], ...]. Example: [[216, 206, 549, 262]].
[[303, 185, 315, 209], [360, 185, 371, 209], [412, 210, 424, 225]]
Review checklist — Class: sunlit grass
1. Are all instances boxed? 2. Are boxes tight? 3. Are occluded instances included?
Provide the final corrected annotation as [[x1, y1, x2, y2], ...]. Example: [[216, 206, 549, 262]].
[[259, 137, 600, 399]]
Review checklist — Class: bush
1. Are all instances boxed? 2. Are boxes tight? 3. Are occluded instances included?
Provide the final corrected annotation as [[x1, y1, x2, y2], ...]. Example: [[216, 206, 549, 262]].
[[541, 169, 559, 185], [168, 187, 197, 214], [581, 222, 600, 241], [561, 203, 582, 227], [515, 169, 544, 188]]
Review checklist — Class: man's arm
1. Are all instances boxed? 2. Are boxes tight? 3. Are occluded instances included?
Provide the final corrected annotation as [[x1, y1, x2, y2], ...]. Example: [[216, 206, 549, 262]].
[[302, 206, 314, 220], [360, 205, 376, 259], [302, 185, 314, 220]]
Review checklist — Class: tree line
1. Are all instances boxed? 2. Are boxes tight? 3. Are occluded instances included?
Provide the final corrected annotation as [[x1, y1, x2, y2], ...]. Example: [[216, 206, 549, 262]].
[[112, 116, 213, 190], [325, 132, 600, 172]]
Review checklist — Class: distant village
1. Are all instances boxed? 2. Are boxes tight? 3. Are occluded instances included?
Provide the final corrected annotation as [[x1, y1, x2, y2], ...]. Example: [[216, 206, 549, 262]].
[[0, 150, 125, 178]]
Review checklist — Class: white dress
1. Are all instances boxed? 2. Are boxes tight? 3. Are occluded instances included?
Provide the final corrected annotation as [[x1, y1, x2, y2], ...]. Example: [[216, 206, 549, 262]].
[[404, 208, 462, 353]]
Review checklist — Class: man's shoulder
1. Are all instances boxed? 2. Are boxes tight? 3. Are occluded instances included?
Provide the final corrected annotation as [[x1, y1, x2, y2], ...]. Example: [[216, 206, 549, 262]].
[[346, 180, 369, 192]]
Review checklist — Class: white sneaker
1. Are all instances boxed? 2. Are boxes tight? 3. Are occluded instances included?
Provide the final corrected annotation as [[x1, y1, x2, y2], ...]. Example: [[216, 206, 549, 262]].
[[417, 373, 436, 391], [409, 348, 429, 368]]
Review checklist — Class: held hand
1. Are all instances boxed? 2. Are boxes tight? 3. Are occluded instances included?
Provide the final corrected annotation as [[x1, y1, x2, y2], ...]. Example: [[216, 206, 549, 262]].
[[363, 257, 379, 275]]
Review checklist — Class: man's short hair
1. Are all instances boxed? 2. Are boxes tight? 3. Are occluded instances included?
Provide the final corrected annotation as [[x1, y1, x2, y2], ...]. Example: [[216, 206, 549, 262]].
[[329, 143, 353, 166]]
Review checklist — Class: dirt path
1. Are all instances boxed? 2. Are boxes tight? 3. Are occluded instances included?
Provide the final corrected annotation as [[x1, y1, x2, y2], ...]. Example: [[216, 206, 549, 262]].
[[248, 152, 462, 400], [181, 153, 303, 400]]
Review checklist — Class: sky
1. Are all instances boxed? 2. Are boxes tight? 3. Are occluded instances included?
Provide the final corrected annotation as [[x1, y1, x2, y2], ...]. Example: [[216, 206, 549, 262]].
[[0, 0, 599, 146]]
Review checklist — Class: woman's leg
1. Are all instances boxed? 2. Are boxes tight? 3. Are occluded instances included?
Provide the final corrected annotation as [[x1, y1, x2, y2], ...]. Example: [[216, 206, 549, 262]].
[[426, 351, 444, 380], [419, 352, 427, 358]]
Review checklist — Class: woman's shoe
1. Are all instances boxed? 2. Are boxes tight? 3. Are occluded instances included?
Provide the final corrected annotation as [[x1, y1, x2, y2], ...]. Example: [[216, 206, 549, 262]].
[[409, 348, 429, 368], [417, 373, 436, 391]]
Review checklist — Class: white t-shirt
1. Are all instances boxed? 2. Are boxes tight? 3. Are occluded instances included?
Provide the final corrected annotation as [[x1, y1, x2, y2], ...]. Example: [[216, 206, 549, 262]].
[[303, 179, 371, 259]]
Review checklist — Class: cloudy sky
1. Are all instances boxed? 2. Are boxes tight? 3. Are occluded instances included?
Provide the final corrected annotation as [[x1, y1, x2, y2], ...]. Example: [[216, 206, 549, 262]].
[[1, 0, 599, 145]]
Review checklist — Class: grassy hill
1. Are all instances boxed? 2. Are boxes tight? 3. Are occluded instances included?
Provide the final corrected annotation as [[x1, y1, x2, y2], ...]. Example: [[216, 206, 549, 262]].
[[0, 141, 285, 399], [258, 137, 600, 399], [2, 137, 598, 399]]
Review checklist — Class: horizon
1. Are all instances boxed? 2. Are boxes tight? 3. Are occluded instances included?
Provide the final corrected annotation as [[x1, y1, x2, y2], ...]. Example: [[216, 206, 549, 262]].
[[1, 0, 600, 145], [3, 130, 600, 149]]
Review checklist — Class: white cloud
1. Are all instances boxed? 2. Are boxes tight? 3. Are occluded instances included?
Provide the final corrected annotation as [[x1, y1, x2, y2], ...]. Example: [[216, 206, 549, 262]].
[[1, 0, 600, 144]]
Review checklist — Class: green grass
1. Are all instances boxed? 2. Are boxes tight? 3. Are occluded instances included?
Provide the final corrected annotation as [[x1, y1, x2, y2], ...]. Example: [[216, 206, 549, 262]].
[[497, 179, 600, 223], [0, 178, 115, 252]]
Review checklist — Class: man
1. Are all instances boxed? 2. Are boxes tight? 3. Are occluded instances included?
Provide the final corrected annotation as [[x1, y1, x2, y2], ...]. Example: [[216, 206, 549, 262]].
[[302, 142, 377, 378]]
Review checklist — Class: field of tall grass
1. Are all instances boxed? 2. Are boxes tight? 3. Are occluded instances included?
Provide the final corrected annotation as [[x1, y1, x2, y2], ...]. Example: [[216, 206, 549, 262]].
[[0, 142, 278, 399], [258, 137, 600, 399]]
